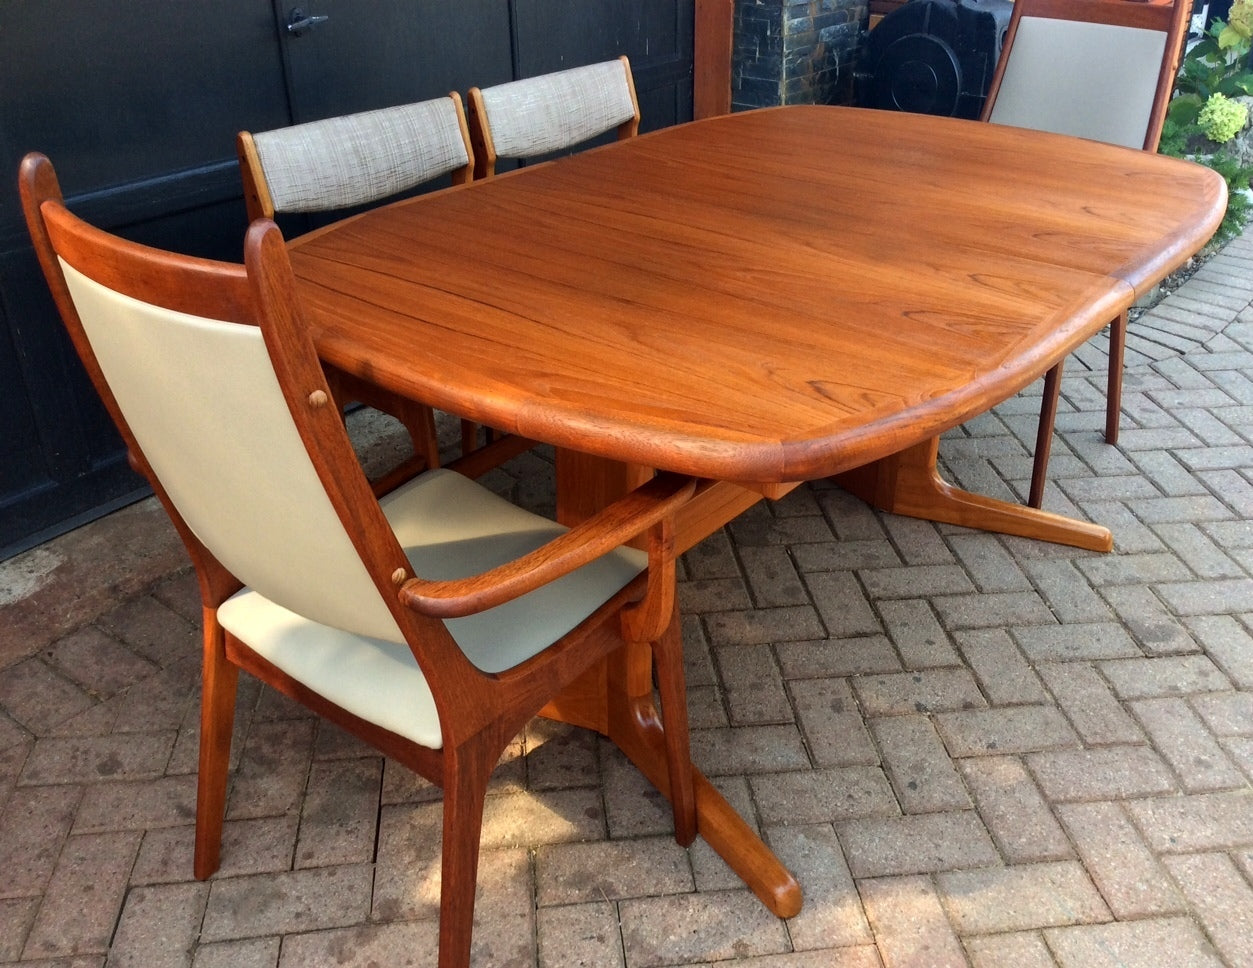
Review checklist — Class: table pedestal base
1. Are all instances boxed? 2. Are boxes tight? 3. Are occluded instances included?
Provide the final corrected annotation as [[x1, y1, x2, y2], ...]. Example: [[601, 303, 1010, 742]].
[[542, 436, 1111, 922], [547, 448, 803, 918], [834, 437, 1113, 553], [540, 643, 803, 918]]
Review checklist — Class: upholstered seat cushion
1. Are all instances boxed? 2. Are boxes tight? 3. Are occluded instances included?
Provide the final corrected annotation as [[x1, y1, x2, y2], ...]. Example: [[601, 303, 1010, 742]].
[[217, 469, 645, 749]]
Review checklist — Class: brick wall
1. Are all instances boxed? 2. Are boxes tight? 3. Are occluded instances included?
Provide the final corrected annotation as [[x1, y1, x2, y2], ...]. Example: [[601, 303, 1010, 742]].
[[732, 0, 868, 111]]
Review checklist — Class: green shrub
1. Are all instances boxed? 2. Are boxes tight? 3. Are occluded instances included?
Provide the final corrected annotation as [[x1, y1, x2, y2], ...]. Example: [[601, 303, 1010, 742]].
[[1162, 1, 1253, 240]]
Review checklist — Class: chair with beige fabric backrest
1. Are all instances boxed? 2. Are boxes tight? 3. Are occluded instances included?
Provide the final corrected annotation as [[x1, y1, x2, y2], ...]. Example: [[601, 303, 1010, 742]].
[[979, 0, 1192, 509], [238, 93, 478, 468], [21, 151, 697, 968], [467, 55, 640, 179]]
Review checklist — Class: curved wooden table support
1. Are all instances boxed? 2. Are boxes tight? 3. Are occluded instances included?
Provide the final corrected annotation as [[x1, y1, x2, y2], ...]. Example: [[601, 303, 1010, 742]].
[[836, 437, 1113, 553], [540, 640, 804, 920], [549, 448, 804, 917]]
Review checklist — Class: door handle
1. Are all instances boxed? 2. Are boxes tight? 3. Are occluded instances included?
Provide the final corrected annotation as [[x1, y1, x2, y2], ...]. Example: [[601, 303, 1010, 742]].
[[285, 7, 329, 36]]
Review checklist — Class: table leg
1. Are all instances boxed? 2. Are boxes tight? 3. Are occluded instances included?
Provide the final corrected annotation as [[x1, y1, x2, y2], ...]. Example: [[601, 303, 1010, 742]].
[[835, 437, 1113, 553], [544, 448, 802, 919]]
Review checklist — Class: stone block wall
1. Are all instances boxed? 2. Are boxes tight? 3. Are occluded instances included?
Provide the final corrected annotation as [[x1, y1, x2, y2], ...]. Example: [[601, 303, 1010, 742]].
[[732, 0, 868, 110]]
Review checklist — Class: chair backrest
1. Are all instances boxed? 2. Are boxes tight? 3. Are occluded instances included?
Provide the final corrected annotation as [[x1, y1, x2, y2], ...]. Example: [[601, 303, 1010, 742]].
[[467, 56, 640, 177], [237, 93, 475, 220], [20, 154, 410, 643], [980, 0, 1191, 151]]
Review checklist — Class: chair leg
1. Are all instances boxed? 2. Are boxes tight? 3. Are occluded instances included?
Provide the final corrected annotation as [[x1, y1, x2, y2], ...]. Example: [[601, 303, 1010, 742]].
[[194, 608, 239, 880], [1029, 361, 1064, 510], [437, 740, 496, 968], [1106, 311, 1127, 445], [394, 398, 441, 469], [651, 617, 696, 846], [460, 419, 479, 457]]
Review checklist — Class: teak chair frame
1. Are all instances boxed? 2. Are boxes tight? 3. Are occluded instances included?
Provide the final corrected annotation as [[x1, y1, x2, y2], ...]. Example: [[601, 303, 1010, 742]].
[[20, 151, 697, 968], [979, 0, 1192, 508], [237, 93, 484, 471], [467, 55, 641, 179]]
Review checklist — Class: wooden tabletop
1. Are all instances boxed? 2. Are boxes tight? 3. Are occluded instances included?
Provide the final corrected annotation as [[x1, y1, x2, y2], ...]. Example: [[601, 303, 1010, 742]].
[[291, 105, 1226, 485]]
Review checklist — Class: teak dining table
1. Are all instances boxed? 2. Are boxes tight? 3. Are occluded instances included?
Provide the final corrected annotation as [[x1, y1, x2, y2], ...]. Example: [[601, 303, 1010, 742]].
[[288, 105, 1226, 918]]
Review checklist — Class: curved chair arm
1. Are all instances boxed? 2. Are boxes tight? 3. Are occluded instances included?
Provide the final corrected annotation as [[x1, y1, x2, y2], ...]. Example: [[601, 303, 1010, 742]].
[[399, 472, 697, 618]]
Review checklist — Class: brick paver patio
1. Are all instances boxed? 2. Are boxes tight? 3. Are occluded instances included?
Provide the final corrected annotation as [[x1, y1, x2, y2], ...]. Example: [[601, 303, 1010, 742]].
[[1, 227, 1251, 967]]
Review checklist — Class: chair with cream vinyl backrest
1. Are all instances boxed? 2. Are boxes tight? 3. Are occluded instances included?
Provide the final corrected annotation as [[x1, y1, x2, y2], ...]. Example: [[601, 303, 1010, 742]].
[[979, 0, 1192, 508], [467, 55, 640, 178], [238, 93, 479, 468], [21, 151, 697, 968]]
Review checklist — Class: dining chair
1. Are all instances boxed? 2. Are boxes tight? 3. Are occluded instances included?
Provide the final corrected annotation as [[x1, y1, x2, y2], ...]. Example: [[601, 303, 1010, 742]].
[[21, 151, 697, 968], [238, 94, 478, 467], [466, 55, 640, 179], [979, 0, 1191, 508]]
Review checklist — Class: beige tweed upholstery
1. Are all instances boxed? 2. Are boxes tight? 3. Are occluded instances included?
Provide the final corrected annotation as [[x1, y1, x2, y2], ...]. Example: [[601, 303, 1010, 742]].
[[987, 18, 1166, 149], [58, 260, 644, 750], [250, 96, 470, 213], [477, 58, 638, 161]]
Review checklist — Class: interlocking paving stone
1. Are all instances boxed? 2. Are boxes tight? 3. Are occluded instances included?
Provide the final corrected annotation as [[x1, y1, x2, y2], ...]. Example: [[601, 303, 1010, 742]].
[[871, 714, 969, 813], [1152, 522, 1248, 579], [293, 758, 382, 868], [879, 599, 963, 669], [535, 837, 693, 905], [1035, 661, 1146, 746], [804, 572, 882, 637], [72, 774, 197, 834], [1098, 654, 1233, 699], [1155, 577, 1253, 616], [1055, 801, 1186, 919], [1162, 852, 1253, 965], [1101, 584, 1198, 656], [0, 658, 96, 735], [752, 766, 897, 826], [23, 830, 141, 958], [932, 590, 1056, 631], [1128, 697, 1246, 793], [774, 635, 901, 679], [1190, 690, 1253, 735], [964, 931, 1058, 968], [279, 922, 442, 968], [738, 545, 809, 608], [857, 874, 968, 968], [715, 644, 792, 726], [1012, 622, 1142, 662], [691, 724, 811, 777], [937, 861, 1110, 933], [954, 628, 1049, 705], [108, 882, 209, 968], [201, 864, 375, 942], [959, 756, 1073, 864], [537, 901, 625, 968], [1028, 746, 1177, 802], [1126, 790, 1253, 853], [790, 538, 901, 571], [619, 891, 791, 968], [41, 625, 160, 700], [1043, 916, 1225, 968], [1184, 614, 1253, 689], [852, 669, 986, 717], [838, 811, 1000, 878], [20, 731, 177, 786], [704, 605, 825, 647], [786, 677, 878, 769], [936, 704, 1078, 758]]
